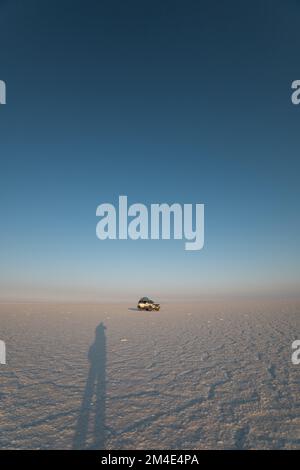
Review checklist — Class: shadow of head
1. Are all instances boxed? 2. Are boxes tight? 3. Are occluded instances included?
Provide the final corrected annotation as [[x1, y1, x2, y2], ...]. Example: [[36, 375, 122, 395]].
[[95, 322, 106, 336]]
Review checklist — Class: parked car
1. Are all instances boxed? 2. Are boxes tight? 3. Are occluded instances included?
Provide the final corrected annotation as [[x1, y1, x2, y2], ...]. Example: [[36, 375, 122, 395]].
[[137, 297, 160, 311]]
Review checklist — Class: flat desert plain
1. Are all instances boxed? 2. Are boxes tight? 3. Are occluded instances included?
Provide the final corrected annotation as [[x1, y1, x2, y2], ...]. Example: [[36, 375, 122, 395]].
[[0, 300, 299, 449]]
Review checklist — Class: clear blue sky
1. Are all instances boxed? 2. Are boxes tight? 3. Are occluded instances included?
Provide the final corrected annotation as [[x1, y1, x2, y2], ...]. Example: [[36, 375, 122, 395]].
[[0, 0, 299, 301]]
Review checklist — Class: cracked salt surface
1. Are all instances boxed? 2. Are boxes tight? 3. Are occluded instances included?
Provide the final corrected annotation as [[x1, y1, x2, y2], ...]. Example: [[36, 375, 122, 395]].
[[0, 300, 299, 449]]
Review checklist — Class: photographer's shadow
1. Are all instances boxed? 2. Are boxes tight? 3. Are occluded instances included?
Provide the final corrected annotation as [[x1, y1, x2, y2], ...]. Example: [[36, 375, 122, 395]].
[[73, 323, 106, 449]]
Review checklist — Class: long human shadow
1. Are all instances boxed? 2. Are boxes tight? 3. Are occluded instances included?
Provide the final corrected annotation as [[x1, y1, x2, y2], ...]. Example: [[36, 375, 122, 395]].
[[73, 323, 106, 449]]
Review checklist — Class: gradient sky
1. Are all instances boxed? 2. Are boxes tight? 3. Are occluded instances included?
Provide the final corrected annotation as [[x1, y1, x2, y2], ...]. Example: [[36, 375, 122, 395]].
[[0, 0, 300, 301]]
